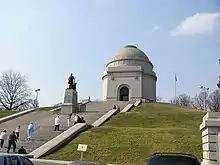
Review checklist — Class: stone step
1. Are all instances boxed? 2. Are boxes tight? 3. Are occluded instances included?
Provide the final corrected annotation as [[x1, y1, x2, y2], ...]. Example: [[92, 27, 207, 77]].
[[0, 107, 110, 154], [0, 101, 133, 155], [0, 111, 69, 154], [86, 101, 132, 112]]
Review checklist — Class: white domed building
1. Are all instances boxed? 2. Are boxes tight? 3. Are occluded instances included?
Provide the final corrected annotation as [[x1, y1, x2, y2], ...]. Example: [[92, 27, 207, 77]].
[[102, 45, 157, 102]]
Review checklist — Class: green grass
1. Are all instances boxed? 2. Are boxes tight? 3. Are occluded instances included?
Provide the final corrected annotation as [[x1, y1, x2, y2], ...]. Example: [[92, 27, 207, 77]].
[[0, 110, 18, 118], [44, 103, 205, 165], [35, 106, 55, 111]]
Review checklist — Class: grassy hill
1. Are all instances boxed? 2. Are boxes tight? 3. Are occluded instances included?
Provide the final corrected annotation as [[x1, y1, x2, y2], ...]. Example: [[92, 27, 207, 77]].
[[0, 110, 18, 118], [36, 106, 55, 111], [44, 103, 205, 165], [0, 106, 55, 118]]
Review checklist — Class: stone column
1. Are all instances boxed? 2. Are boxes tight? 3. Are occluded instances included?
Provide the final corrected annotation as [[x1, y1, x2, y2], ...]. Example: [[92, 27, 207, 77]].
[[200, 112, 220, 165]]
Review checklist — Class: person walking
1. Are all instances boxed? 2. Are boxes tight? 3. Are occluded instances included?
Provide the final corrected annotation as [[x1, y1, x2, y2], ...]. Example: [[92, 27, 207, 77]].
[[0, 130, 7, 148], [15, 125, 20, 140], [7, 131, 17, 153], [27, 122, 34, 141], [67, 113, 72, 127], [54, 115, 60, 131]]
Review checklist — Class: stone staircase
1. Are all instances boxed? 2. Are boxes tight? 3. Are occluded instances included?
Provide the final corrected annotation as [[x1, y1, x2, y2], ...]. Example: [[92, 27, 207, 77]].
[[0, 109, 108, 154], [0, 100, 133, 155], [0, 110, 69, 154], [85, 100, 134, 112]]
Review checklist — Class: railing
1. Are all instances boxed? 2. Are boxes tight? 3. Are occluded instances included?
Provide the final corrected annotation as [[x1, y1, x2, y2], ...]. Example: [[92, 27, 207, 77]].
[[141, 99, 154, 103], [54, 102, 62, 107], [81, 97, 91, 104], [51, 107, 61, 115]]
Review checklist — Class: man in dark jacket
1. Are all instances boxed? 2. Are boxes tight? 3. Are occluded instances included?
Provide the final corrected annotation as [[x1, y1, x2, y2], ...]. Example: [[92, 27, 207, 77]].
[[80, 117, 86, 123], [7, 131, 17, 153], [18, 146, 27, 154]]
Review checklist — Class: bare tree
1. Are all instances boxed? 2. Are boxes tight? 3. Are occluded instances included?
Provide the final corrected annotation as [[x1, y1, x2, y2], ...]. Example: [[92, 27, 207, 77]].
[[30, 99, 39, 108], [191, 91, 209, 110], [178, 94, 191, 106], [20, 99, 39, 110], [171, 94, 191, 106], [190, 97, 197, 108], [208, 90, 220, 112], [170, 98, 179, 104], [0, 70, 32, 110]]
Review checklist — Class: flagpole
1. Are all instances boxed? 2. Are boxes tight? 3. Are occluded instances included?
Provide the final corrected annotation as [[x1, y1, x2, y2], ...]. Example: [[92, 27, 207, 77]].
[[174, 74, 177, 104]]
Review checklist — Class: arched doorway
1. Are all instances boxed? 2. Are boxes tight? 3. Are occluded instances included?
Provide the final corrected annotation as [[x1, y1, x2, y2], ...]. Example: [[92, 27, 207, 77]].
[[119, 86, 129, 101]]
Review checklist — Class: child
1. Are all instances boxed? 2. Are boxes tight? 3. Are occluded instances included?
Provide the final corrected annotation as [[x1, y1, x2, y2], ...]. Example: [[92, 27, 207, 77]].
[[67, 113, 72, 127]]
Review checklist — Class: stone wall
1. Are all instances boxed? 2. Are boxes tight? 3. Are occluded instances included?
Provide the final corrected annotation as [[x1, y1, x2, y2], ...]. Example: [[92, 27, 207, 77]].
[[200, 112, 220, 165]]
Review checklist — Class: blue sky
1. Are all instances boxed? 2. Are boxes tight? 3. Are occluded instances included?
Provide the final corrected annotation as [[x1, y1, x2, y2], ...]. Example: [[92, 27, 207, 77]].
[[0, 0, 219, 106]]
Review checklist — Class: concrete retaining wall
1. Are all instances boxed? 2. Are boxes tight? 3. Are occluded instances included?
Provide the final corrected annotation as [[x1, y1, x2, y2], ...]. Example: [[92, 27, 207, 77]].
[[91, 109, 118, 127], [29, 123, 89, 158], [0, 108, 36, 124], [92, 100, 142, 127], [50, 107, 61, 115], [81, 98, 91, 104], [30, 158, 114, 165], [120, 104, 134, 113], [134, 100, 142, 107], [31, 158, 72, 165], [50, 107, 61, 112]]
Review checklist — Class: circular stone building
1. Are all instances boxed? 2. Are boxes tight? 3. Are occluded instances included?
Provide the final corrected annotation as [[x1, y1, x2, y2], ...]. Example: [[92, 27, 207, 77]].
[[102, 45, 157, 102]]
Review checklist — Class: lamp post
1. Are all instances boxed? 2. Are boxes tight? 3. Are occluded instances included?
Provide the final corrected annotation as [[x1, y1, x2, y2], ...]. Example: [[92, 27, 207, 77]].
[[218, 77, 220, 88], [200, 86, 209, 111], [217, 59, 220, 88], [35, 89, 40, 107]]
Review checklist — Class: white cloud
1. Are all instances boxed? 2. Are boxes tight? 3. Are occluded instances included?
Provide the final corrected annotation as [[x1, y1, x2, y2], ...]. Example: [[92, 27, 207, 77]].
[[170, 12, 220, 36], [151, 25, 160, 33], [144, 25, 160, 39]]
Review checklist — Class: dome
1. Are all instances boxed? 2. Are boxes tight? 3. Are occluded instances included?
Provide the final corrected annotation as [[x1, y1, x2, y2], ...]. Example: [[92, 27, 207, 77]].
[[108, 45, 150, 64]]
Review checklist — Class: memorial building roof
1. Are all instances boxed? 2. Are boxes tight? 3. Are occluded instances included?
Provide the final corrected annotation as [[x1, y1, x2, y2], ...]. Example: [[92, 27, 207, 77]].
[[109, 45, 150, 63]]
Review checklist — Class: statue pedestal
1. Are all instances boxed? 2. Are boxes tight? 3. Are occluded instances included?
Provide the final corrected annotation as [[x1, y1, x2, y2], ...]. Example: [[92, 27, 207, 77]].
[[60, 103, 78, 114], [64, 88, 77, 104], [61, 88, 78, 114]]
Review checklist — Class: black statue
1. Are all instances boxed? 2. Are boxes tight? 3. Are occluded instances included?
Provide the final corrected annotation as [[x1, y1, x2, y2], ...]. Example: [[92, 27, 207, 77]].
[[68, 73, 76, 90]]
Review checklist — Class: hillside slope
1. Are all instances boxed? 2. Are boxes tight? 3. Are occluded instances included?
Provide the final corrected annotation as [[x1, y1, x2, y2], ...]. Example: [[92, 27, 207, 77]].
[[44, 103, 205, 165]]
